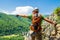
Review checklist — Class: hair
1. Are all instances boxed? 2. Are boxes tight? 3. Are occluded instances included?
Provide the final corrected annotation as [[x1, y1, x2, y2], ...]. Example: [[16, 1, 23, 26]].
[[32, 9, 39, 13]]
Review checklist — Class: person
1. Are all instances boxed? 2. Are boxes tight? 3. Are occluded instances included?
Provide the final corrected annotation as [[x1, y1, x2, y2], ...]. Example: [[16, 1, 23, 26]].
[[16, 9, 57, 40]]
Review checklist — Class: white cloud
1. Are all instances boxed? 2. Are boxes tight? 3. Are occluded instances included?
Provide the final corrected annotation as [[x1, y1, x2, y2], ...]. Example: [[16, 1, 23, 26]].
[[0, 9, 11, 15], [11, 6, 34, 15], [0, 10, 9, 14], [0, 6, 34, 15]]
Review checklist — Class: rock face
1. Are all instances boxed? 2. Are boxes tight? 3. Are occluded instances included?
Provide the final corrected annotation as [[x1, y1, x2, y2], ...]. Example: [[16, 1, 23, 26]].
[[47, 24, 60, 40], [43, 14, 60, 40]]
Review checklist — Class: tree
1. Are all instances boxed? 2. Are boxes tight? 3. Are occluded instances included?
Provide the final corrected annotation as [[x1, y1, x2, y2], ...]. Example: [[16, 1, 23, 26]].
[[53, 7, 60, 23], [54, 7, 60, 16]]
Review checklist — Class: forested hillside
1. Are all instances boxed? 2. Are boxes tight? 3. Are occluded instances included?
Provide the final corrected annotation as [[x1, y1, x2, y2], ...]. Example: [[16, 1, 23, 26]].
[[0, 12, 31, 35], [0, 12, 31, 40]]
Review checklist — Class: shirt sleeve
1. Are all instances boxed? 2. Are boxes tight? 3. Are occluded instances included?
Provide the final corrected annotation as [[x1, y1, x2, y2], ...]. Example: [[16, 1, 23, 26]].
[[28, 15, 32, 20], [42, 16, 45, 19], [39, 14, 45, 19]]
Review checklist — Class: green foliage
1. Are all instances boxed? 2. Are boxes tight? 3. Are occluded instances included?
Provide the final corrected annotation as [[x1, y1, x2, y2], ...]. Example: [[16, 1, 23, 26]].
[[53, 7, 60, 23], [28, 15, 32, 20], [0, 12, 31, 35], [0, 34, 24, 40], [54, 7, 60, 15], [0, 12, 31, 40]]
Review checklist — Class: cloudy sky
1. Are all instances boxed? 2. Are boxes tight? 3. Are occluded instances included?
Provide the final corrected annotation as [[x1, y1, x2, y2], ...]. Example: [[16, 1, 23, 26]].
[[0, 0, 60, 15]]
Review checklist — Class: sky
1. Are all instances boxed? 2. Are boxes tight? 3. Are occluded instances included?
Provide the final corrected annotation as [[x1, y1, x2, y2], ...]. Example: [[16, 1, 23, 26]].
[[0, 0, 60, 15]]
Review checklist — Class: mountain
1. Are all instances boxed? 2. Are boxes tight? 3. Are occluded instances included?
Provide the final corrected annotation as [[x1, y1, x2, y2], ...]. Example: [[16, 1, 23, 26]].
[[0, 12, 31, 36]]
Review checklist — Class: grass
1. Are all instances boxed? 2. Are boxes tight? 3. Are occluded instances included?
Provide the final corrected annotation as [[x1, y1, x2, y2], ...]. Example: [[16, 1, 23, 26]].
[[0, 34, 24, 40]]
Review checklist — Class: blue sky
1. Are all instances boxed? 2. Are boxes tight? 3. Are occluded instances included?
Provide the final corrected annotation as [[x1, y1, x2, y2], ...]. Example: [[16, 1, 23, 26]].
[[0, 0, 60, 15]]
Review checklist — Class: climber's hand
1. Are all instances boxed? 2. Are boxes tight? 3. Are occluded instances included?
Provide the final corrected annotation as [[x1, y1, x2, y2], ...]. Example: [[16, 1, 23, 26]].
[[54, 23, 57, 36], [16, 15, 19, 17], [54, 23, 57, 27]]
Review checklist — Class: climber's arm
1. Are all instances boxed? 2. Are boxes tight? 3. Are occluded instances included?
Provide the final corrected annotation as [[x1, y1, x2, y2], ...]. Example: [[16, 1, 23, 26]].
[[16, 14, 32, 19], [43, 17, 57, 35], [16, 14, 28, 18], [44, 18, 57, 27]]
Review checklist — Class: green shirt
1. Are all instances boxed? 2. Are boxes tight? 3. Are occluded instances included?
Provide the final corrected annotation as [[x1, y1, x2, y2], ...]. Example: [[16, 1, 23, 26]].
[[28, 14, 45, 26]]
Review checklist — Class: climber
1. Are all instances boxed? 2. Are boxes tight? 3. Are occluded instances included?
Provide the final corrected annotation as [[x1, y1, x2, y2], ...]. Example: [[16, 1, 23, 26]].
[[16, 8, 57, 40]]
